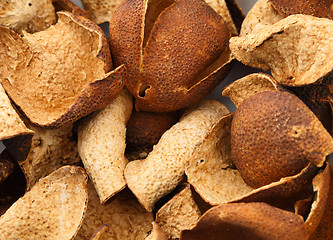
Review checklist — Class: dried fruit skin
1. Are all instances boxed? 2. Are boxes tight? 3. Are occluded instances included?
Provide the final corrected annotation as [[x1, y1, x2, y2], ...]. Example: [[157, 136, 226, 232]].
[[231, 91, 333, 188], [180, 202, 307, 240], [110, 0, 232, 112]]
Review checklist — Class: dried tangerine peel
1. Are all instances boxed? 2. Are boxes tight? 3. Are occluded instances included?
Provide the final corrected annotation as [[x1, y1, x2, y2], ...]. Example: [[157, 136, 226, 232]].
[[75, 183, 153, 240], [232, 91, 333, 188], [222, 73, 279, 108], [303, 163, 330, 239], [269, 0, 333, 19], [202, 0, 238, 35], [145, 222, 168, 240], [0, 11, 125, 128], [239, 0, 282, 36], [12, 123, 81, 191], [230, 14, 333, 86], [180, 202, 307, 240], [309, 165, 333, 240], [186, 113, 254, 206], [124, 100, 230, 211], [0, 166, 88, 240], [155, 184, 201, 239], [110, 0, 231, 112], [81, 0, 124, 24], [0, 84, 34, 142], [78, 89, 133, 204], [0, 0, 56, 33]]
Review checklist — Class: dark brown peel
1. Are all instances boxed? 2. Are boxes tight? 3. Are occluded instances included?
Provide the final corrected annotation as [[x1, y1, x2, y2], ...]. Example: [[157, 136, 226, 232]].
[[231, 91, 333, 188], [180, 202, 307, 240], [110, 0, 232, 112]]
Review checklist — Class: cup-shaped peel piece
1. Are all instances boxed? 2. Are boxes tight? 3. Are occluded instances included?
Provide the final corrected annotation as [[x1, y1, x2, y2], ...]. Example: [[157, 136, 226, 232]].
[[109, 0, 232, 112], [230, 14, 333, 87], [231, 91, 333, 188], [0, 11, 125, 128], [180, 202, 307, 240], [124, 100, 230, 211], [0, 166, 88, 240]]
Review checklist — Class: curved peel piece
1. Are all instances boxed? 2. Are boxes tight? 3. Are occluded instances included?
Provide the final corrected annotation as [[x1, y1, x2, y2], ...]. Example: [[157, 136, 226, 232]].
[[269, 0, 333, 19], [309, 165, 333, 240], [156, 184, 201, 239], [230, 14, 333, 86], [110, 0, 232, 112], [222, 73, 279, 108], [304, 163, 330, 239], [180, 202, 307, 240], [0, 11, 124, 128], [0, 84, 34, 142], [0, 166, 88, 240], [240, 0, 282, 36], [81, 0, 124, 24], [186, 113, 254, 205], [75, 183, 153, 240], [124, 100, 230, 211], [78, 89, 133, 204]]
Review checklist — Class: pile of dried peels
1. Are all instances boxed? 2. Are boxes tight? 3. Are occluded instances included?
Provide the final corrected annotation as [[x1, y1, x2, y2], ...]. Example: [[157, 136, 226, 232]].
[[0, 0, 332, 239]]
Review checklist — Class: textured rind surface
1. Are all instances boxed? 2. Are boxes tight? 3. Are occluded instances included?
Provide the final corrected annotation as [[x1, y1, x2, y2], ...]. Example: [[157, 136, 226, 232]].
[[52, 0, 90, 19], [156, 184, 201, 239], [0, 166, 88, 240], [231, 91, 333, 188], [240, 0, 282, 36], [75, 183, 153, 240], [0, 84, 34, 142], [305, 164, 330, 239], [110, 0, 232, 112], [309, 166, 333, 240], [230, 14, 333, 86], [269, 0, 333, 19], [81, 0, 124, 24], [0, 0, 56, 33], [145, 222, 168, 240], [125, 100, 230, 211], [126, 110, 180, 152], [16, 123, 81, 191], [180, 202, 307, 240], [222, 73, 279, 108], [186, 113, 254, 205], [0, 11, 124, 128], [78, 90, 133, 204]]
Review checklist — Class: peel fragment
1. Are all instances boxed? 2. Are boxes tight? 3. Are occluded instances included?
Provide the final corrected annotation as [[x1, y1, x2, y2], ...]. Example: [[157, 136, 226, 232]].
[[124, 100, 229, 211], [180, 202, 307, 240], [78, 89, 133, 204], [4, 122, 81, 191], [0, 11, 124, 128], [110, 0, 233, 112], [75, 183, 153, 240], [222, 73, 279, 108], [155, 184, 201, 239], [0, 166, 88, 240], [230, 14, 333, 87]]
